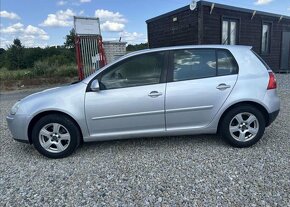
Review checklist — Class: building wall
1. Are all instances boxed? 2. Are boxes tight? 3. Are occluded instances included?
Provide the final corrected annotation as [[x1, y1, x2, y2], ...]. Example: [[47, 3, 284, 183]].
[[103, 41, 127, 64], [147, 7, 199, 48], [147, 2, 290, 72], [201, 5, 290, 71]]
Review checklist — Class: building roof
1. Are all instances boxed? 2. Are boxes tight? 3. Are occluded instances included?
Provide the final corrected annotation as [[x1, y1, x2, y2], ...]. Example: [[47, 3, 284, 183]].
[[146, 0, 290, 23]]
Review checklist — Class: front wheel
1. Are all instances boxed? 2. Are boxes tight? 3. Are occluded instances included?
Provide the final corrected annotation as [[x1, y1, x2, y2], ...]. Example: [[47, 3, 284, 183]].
[[32, 114, 81, 158], [220, 105, 266, 148]]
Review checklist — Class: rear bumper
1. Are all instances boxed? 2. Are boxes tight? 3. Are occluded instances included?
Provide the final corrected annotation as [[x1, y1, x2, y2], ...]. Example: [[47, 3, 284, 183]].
[[267, 110, 280, 127]]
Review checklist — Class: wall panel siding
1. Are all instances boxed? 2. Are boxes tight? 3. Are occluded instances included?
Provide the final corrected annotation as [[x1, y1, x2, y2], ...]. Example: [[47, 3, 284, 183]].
[[202, 5, 290, 71], [147, 9, 198, 48], [147, 3, 290, 71]]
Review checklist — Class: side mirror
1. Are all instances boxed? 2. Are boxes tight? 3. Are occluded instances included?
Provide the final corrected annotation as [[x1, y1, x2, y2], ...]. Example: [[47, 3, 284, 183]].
[[90, 80, 100, 92]]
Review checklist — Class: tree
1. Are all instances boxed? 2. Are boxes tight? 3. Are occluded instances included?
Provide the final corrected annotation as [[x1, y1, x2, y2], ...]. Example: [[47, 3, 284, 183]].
[[0, 48, 5, 55], [126, 43, 148, 52], [13, 39, 22, 47], [6, 38, 25, 70], [0, 48, 6, 68], [64, 28, 76, 49]]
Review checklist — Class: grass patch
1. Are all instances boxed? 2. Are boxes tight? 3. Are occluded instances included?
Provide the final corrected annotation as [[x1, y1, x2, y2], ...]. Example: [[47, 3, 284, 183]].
[[0, 62, 79, 91], [0, 63, 78, 81]]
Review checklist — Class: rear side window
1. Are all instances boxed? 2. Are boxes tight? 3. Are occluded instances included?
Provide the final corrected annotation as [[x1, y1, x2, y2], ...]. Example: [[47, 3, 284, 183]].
[[173, 49, 216, 81], [217, 50, 238, 76], [172, 49, 238, 82]]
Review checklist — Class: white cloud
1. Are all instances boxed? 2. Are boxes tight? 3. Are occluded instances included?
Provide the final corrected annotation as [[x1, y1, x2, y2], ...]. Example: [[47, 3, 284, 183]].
[[103, 31, 146, 44], [40, 9, 76, 27], [80, 0, 91, 3], [0, 41, 12, 48], [119, 31, 146, 44], [95, 9, 127, 32], [1, 23, 50, 47], [57, 0, 67, 6], [254, 0, 273, 5], [95, 9, 127, 23], [79, 10, 84, 15], [1, 23, 24, 33], [0, 11, 20, 20], [0, 37, 12, 48], [25, 25, 49, 40], [101, 21, 125, 32]]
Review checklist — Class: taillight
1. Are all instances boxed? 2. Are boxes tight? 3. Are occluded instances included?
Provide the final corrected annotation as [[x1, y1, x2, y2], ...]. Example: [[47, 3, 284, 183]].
[[267, 72, 277, 90]]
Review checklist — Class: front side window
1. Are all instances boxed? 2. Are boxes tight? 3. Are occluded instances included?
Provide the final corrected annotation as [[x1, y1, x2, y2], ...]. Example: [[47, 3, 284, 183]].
[[100, 52, 164, 90], [173, 49, 216, 81], [222, 19, 238, 45], [261, 23, 271, 53]]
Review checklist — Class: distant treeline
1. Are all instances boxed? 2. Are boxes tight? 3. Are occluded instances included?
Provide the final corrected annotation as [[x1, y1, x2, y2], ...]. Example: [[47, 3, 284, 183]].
[[0, 39, 75, 70], [126, 43, 148, 52], [0, 30, 149, 71]]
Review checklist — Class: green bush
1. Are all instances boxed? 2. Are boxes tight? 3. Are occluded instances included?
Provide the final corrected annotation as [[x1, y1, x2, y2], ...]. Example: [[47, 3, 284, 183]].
[[32, 60, 57, 77], [0, 61, 78, 80], [55, 64, 78, 77], [0, 67, 33, 80], [31, 59, 77, 78]]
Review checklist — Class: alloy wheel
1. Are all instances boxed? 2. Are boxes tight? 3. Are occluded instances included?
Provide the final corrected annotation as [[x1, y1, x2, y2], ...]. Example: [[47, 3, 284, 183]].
[[39, 123, 71, 153], [229, 112, 259, 142]]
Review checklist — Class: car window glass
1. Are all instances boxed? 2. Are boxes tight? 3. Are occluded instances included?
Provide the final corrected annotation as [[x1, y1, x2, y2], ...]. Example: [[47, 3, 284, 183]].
[[217, 50, 238, 76], [173, 49, 216, 81], [100, 52, 164, 90]]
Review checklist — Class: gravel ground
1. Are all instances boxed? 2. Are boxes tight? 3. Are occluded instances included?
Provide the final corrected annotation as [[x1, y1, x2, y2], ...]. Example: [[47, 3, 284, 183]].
[[0, 74, 289, 206]]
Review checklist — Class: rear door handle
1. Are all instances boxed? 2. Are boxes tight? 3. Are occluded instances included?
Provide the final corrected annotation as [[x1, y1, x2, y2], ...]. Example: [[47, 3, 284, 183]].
[[148, 91, 163, 98], [216, 83, 231, 90]]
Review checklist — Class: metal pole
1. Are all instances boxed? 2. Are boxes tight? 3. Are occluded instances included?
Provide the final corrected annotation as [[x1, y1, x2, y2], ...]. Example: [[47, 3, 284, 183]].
[[94, 36, 99, 70], [87, 36, 92, 76], [83, 36, 89, 78], [80, 37, 86, 78], [75, 36, 83, 80], [88, 36, 94, 75]]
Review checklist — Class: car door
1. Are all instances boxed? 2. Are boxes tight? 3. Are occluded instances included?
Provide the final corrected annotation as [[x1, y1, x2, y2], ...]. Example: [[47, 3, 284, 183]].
[[85, 51, 167, 139], [165, 49, 238, 131]]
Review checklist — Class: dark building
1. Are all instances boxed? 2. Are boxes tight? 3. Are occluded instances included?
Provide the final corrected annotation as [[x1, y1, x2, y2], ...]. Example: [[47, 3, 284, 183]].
[[146, 1, 290, 72]]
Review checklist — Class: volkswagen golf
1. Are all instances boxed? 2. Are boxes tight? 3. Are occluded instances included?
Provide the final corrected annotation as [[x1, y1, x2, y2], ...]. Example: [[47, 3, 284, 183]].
[[7, 45, 280, 158]]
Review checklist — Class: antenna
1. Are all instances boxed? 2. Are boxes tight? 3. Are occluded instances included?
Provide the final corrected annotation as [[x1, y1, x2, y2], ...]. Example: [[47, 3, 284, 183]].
[[190, 0, 197, 11]]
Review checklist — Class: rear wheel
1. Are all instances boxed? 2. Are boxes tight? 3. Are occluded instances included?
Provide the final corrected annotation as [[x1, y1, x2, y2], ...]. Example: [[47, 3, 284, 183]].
[[32, 114, 81, 158], [220, 105, 266, 147]]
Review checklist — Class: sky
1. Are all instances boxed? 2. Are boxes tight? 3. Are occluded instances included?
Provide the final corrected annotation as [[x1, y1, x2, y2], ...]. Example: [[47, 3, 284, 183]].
[[1, 0, 290, 48]]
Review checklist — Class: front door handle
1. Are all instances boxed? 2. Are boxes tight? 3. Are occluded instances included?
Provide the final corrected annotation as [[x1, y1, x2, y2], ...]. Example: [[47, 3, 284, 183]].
[[148, 91, 163, 98], [216, 83, 231, 90]]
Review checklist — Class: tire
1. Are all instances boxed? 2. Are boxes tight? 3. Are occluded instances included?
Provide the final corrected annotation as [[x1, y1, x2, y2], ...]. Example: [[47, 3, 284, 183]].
[[220, 105, 266, 148], [32, 114, 81, 158]]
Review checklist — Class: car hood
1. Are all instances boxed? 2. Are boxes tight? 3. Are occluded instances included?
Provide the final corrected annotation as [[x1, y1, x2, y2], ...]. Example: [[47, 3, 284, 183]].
[[21, 82, 87, 104], [20, 82, 87, 111]]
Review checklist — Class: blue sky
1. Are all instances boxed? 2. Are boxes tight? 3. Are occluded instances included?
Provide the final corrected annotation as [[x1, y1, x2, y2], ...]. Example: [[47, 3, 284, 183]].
[[1, 0, 290, 48]]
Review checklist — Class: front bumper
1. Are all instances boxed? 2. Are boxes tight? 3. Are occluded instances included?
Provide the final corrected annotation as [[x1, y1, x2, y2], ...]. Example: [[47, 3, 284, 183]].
[[6, 114, 30, 144], [267, 110, 280, 127]]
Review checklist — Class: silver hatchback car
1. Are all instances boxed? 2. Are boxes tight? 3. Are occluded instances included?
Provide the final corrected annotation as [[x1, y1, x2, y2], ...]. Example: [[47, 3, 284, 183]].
[[7, 45, 280, 158]]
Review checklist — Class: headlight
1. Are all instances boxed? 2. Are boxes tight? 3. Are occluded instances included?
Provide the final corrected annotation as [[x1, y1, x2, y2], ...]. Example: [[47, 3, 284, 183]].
[[10, 101, 21, 115]]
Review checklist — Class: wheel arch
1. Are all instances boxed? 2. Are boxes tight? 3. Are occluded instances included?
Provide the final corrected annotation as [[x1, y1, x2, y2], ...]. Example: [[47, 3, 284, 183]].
[[217, 101, 270, 133], [27, 110, 84, 144]]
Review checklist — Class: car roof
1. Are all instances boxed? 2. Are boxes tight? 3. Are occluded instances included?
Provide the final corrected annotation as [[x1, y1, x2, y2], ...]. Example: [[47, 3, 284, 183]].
[[126, 45, 252, 57]]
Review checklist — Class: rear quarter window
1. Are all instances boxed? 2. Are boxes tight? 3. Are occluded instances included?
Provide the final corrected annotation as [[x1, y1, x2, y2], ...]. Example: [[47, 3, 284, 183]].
[[217, 50, 238, 76]]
